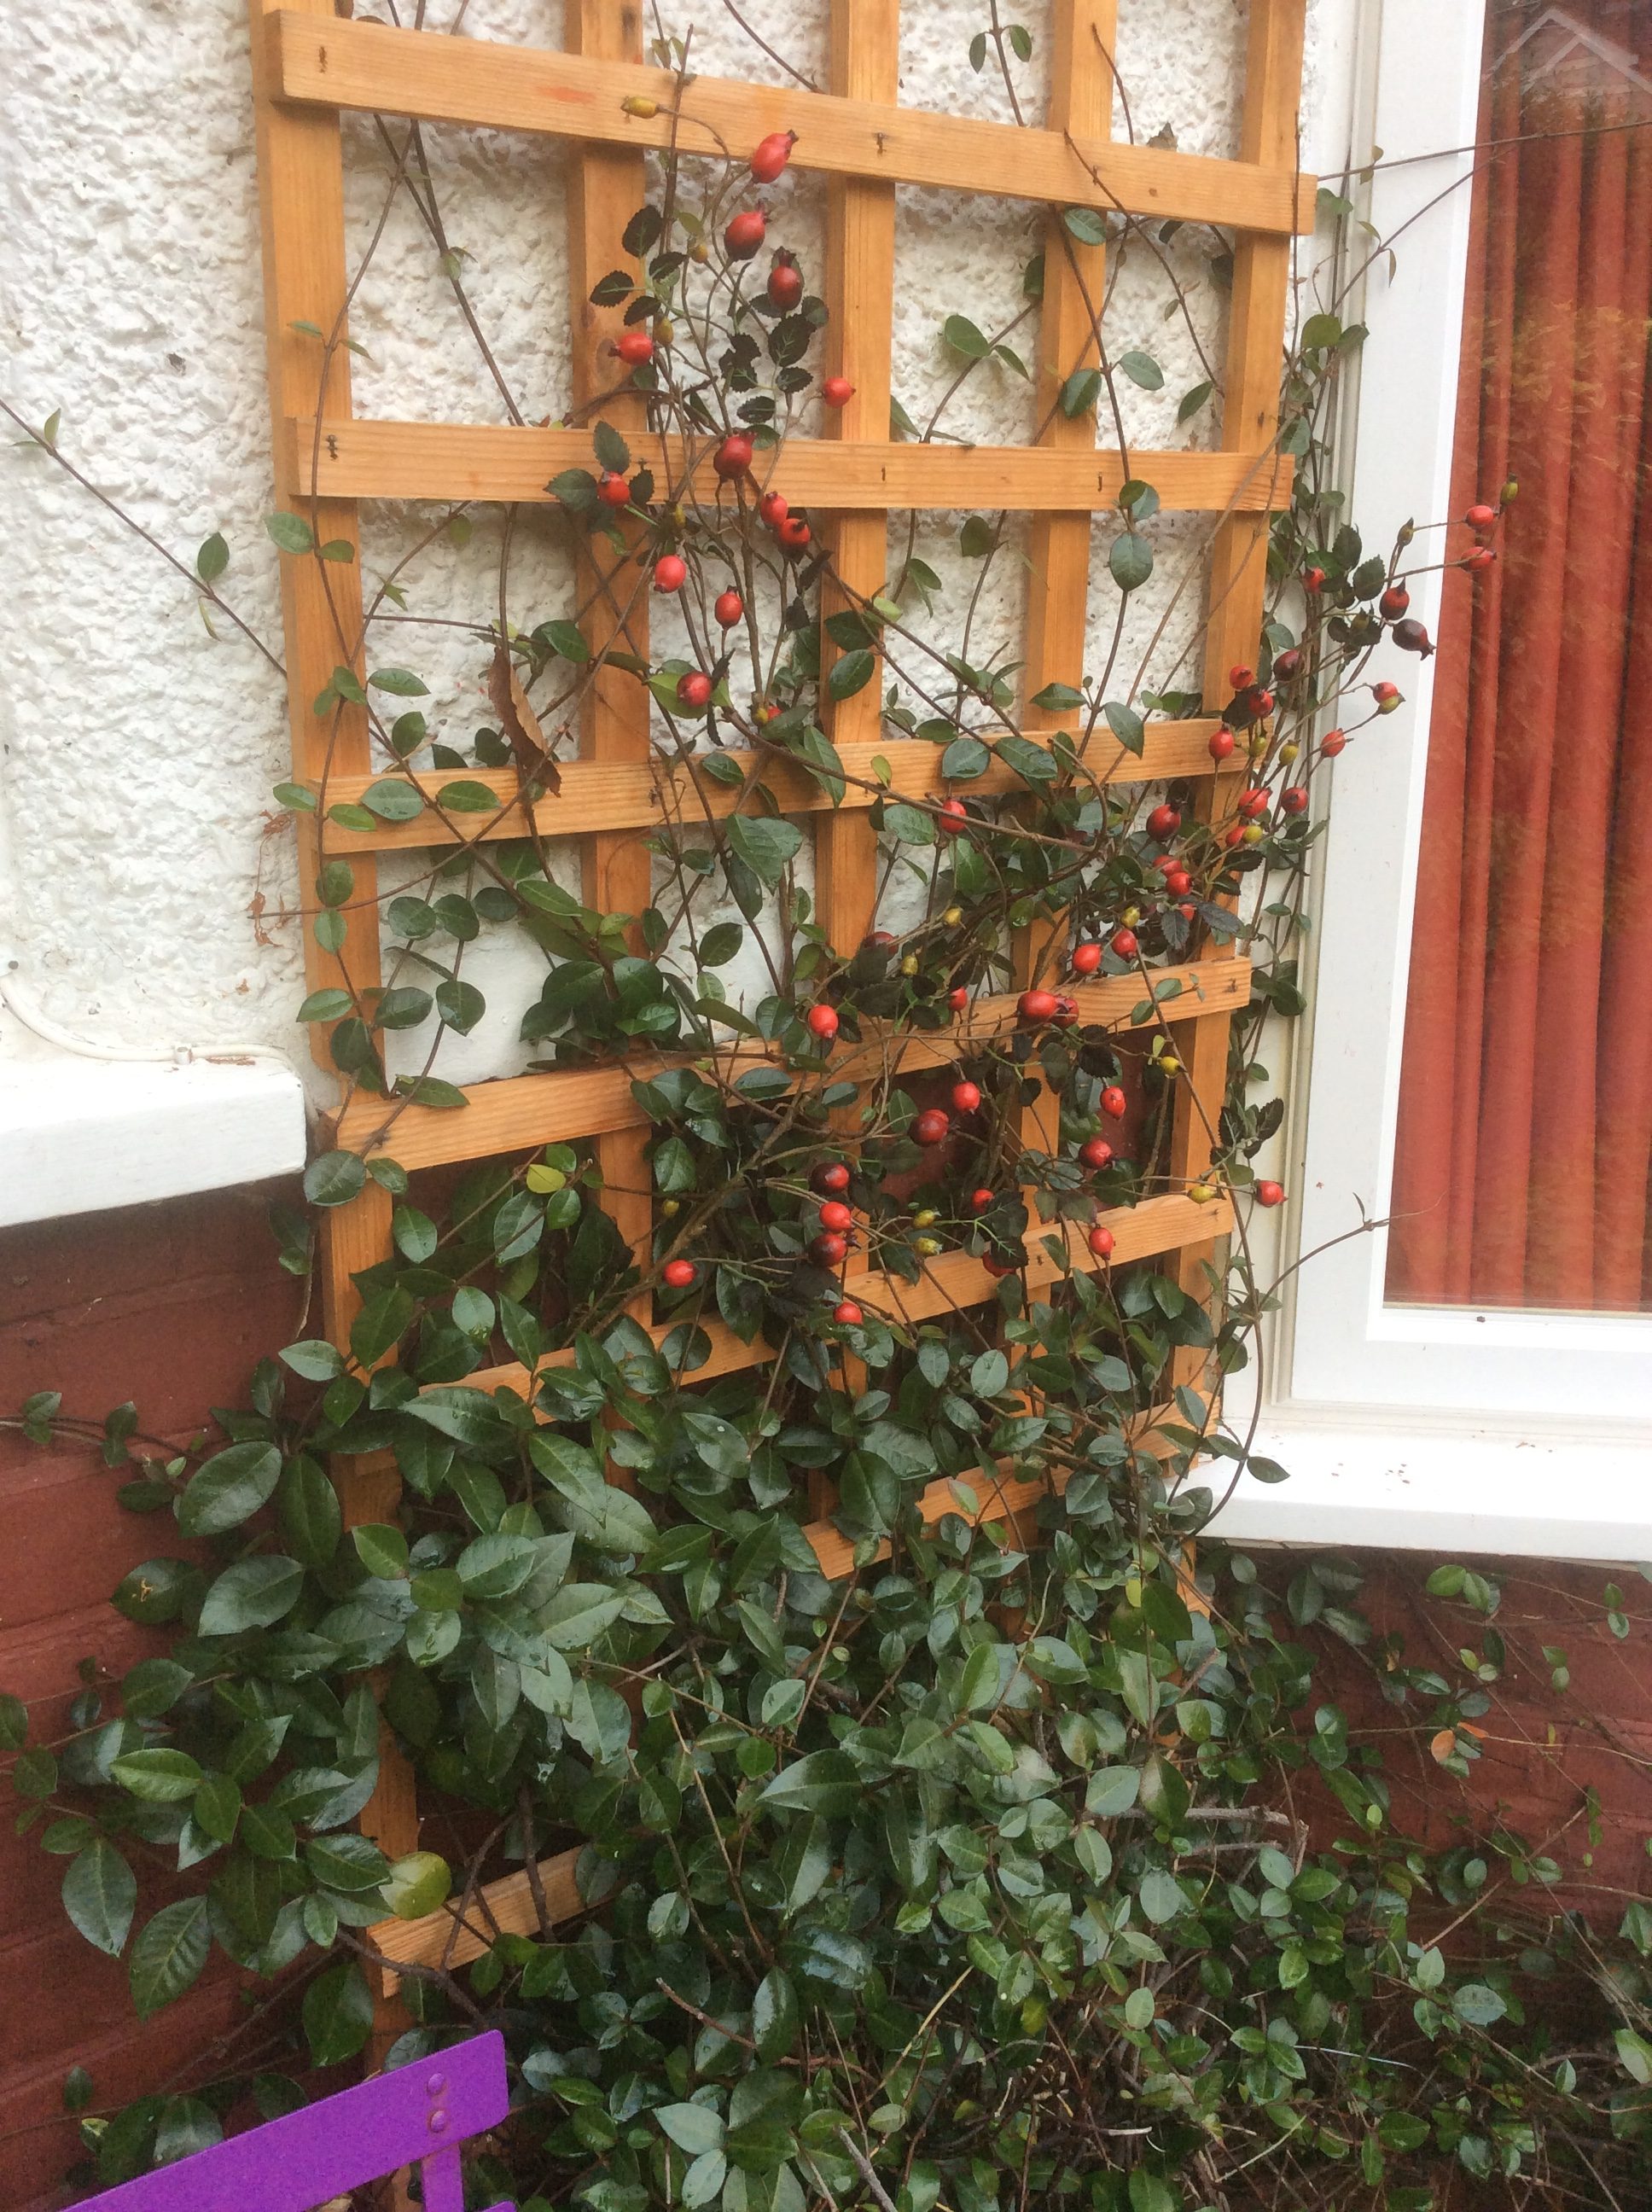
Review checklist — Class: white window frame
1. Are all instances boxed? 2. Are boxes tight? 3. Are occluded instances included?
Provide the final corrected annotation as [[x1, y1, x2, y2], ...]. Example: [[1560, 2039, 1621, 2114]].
[[1210, 0, 1652, 1560]]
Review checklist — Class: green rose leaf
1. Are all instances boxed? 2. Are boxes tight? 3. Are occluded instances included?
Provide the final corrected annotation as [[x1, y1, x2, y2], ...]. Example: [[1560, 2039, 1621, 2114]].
[[302, 1962, 375, 2067], [110, 1749, 205, 1803], [1108, 532, 1154, 592], [62, 1837, 137, 1958], [759, 1750, 864, 1818], [130, 1898, 211, 2018], [726, 816, 803, 888], [655, 2102, 725, 2156], [198, 1556, 305, 1637], [177, 1442, 282, 1537]]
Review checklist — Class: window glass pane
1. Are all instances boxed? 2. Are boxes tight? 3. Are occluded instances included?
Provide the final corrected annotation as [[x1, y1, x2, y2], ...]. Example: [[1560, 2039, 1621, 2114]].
[[1386, 0, 1652, 1312]]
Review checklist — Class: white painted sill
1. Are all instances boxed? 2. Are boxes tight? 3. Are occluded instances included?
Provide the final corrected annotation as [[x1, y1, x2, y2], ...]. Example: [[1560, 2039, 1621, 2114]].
[[0, 1052, 308, 1227], [1203, 1411, 1652, 1565]]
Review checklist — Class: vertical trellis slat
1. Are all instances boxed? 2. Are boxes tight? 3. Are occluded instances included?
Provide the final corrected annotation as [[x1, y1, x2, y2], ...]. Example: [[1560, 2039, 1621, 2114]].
[[1169, 0, 1307, 1379]]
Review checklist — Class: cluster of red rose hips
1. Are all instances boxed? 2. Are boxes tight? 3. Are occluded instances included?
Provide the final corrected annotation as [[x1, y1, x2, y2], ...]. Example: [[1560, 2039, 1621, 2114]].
[[609, 124, 1351, 1309], [585, 127, 862, 724]]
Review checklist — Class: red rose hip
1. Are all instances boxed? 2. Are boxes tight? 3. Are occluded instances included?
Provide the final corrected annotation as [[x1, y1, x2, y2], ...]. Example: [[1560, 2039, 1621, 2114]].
[[1071, 940, 1102, 976], [833, 1299, 864, 1325], [750, 131, 797, 184], [1100, 1085, 1127, 1119], [676, 671, 713, 709], [714, 589, 744, 627], [662, 1259, 698, 1289], [653, 554, 687, 593], [950, 1080, 981, 1114], [725, 207, 766, 260], [806, 1003, 840, 1040], [820, 375, 854, 407], [1079, 1138, 1114, 1171], [818, 1200, 853, 1232], [812, 1162, 851, 1196], [1087, 1225, 1115, 1260], [1017, 989, 1059, 1025], [713, 434, 753, 480], [912, 1108, 951, 1146], [1254, 1179, 1284, 1207]]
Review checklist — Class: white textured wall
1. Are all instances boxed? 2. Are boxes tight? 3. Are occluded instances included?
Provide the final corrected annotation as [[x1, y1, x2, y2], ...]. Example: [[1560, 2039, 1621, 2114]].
[[0, 0, 1355, 1094]]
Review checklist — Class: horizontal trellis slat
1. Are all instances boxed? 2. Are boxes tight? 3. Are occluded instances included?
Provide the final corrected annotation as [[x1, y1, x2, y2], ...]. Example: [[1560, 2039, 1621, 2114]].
[[267, 13, 1315, 235], [457, 1190, 1236, 1402], [283, 416, 1292, 515], [314, 727, 1239, 853], [331, 959, 1250, 1165]]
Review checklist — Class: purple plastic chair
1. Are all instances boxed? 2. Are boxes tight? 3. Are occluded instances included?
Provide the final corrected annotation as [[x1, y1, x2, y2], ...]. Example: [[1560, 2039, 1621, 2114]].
[[74, 2030, 513, 2212]]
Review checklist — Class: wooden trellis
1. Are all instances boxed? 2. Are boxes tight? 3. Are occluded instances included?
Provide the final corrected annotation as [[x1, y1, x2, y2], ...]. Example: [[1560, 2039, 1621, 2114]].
[[249, 0, 1307, 1995]]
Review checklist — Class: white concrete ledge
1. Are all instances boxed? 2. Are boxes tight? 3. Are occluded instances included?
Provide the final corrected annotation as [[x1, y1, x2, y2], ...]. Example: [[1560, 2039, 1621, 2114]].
[[0, 1056, 307, 1225], [1204, 1415, 1652, 1564]]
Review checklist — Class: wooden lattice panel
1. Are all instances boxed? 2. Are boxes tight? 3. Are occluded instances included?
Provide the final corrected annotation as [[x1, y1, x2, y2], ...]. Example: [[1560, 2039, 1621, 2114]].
[[249, 0, 1308, 2000]]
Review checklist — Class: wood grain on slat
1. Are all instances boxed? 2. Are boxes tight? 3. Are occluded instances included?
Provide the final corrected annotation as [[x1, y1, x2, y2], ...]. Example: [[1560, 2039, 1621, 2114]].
[[285, 416, 1291, 515], [331, 960, 1250, 1165], [1169, 0, 1306, 1378], [315, 723, 1242, 853], [253, 0, 378, 1078], [809, 1, 901, 1453], [268, 12, 1316, 234], [369, 1847, 585, 1993], [1014, 0, 1114, 1018], [1021, 0, 1114, 757], [814, 0, 899, 966], [1005, 2, 1115, 1259], [567, 1, 656, 1444], [248, 0, 416, 2069]]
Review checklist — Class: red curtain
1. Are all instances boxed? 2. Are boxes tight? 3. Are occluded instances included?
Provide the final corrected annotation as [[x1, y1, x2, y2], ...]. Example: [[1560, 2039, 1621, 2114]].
[[1386, 0, 1652, 1311]]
